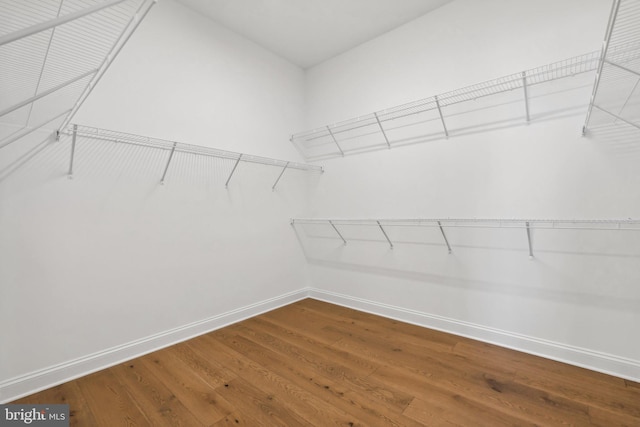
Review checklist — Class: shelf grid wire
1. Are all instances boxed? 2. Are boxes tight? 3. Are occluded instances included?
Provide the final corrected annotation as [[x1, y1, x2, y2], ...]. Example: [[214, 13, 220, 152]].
[[584, 0, 640, 133], [0, 0, 154, 149], [64, 124, 324, 173], [292, 218, 640, 232], [292, 38, 640, 161]]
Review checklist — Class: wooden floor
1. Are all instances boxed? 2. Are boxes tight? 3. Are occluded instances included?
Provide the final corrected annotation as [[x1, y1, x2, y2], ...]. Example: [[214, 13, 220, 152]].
[[14, 299, 640, 426]]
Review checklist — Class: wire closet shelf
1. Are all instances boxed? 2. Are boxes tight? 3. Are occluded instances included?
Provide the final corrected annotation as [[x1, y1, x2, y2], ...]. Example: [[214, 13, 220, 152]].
[[583, 0, 640, 134], [62, 124, 323, 188], [291, 218, 640, 257], [292, 45, 640, 160], [0, 0, 156, 151]]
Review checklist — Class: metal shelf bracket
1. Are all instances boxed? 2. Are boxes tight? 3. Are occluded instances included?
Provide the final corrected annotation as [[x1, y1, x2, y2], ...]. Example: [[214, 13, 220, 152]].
[[329, 220, 347, 245], [272, 162, 290, 191], [159, 142, 177, 184], [526, 221, 534, 259], [67, 124, 77, 179], [437, 221, 452, 254], [377, 221, 394, 249]]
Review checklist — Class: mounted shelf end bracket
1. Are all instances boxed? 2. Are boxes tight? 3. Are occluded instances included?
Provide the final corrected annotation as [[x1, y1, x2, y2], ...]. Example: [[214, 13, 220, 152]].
[[377, 220, 393, 249], [526, 221, 534, 259], [67, 124, 78, 179], [437, 221, 452, 254], [329, 220, 347, 245], [159, 141, 177, 185]]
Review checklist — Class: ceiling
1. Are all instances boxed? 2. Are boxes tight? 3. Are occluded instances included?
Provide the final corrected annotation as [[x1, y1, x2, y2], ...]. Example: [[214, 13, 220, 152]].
[[175, 0, 453, 69]]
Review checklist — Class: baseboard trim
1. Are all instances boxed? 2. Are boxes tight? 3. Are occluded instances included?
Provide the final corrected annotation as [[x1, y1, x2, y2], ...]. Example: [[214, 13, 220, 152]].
[[308, 289, 640, 383], [0, 288, 311, 403]]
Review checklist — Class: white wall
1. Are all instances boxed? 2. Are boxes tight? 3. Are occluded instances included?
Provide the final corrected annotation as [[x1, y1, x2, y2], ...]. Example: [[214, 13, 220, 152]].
[[0, 0, 313, 401], [300, 0, 640, 380]]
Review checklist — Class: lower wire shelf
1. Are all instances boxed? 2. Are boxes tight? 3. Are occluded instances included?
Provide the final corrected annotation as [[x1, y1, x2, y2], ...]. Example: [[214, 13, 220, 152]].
[[291, 217, 640, 257]]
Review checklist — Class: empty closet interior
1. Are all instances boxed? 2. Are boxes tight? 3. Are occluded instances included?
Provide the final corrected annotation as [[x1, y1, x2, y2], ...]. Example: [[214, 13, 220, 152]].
[[1, 0, 640, 404]]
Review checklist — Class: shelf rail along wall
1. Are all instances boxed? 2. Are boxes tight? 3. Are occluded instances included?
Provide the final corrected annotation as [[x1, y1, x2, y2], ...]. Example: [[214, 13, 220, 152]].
[[583, 0, 640, 135], [291, 218, 640, 258], [292, 45, 640, 161], [61, 124, 323, 188], [0, 0, 156, 151]]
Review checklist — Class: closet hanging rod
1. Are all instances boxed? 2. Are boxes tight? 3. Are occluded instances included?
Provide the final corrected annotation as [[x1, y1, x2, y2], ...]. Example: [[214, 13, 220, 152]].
[[291, 218, 640, 231], [61, 125, 323, 173]]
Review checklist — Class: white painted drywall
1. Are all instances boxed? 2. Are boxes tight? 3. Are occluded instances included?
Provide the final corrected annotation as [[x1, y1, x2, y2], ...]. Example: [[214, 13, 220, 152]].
[[0, 0, 313, 397], [300, 0, 640, 377]]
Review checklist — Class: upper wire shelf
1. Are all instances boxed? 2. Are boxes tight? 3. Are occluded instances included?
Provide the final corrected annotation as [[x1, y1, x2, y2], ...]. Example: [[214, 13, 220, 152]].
[[583, 0, 640, 135], [0, 0, 156, 151], [291, 49, 635, 160], [62, 124, 323, 189]]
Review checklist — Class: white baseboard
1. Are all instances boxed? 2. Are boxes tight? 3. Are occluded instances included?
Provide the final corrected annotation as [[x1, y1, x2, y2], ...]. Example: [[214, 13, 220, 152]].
[[4, 286, 638, 403], [309, 288, 640, 383], [0, 288, 311, 403]]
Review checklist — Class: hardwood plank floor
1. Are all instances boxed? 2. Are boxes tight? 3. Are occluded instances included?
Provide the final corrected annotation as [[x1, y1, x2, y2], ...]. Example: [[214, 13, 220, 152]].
[[13, 299, 640, 426]]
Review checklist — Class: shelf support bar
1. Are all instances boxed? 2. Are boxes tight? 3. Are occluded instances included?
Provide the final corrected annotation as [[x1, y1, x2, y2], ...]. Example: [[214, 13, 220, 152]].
[[329, 220, 347, 245], [0, 0, 127, 46], [225, 153, 242, 188], [526, 221, 534, 259], [435, 95, 449, 138], [159, 142, 177, 184], [437, 221, 452, 254], [0, 69, 97, 118], [583, 0, 621, 135], [377, 221, 393, 249], [374, 112, 391, 149], [522, 71, 530, 122], [593, 105, 640, 131], [604, 60, 640, 78], [68, 124, 77, 178], [327, 126, 345, 156], [272, 162, 289, 191], [0, 109, 71, 150]]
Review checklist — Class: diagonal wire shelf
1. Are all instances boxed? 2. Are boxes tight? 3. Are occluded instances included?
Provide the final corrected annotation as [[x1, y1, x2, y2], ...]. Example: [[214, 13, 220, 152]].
[[584, 0, 640, 135], [0, 0, 156, 151], [292, 50, 607, 161]]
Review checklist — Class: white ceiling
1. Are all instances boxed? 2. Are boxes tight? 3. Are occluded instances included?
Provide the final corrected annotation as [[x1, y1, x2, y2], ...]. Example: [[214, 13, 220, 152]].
[[175, 0, 453, 69]]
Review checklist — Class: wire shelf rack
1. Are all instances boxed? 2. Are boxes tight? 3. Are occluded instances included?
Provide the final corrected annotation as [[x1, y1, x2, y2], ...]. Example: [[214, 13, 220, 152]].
[[584, 0, 640, 135], [291, 217, 640, 256], [0, 0, 156, 150], [292, 51, 606, 160], [61, 124, 323, 188]]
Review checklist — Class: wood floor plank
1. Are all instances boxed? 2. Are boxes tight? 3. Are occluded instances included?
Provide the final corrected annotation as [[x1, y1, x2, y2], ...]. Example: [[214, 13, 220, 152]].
[[403, 394, 538, 427], [588, 405, 640, 427], [188, 330, 361, 426], [137, 348, 229, 425], [214, 376, 314, 426], [233, 319, 416, 414], [11, 299, 640, 426], [75, 369, 150, 426], [208, 329, 423, 426], [13, 381, 97, 427], [111, 360, 203, 426]]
